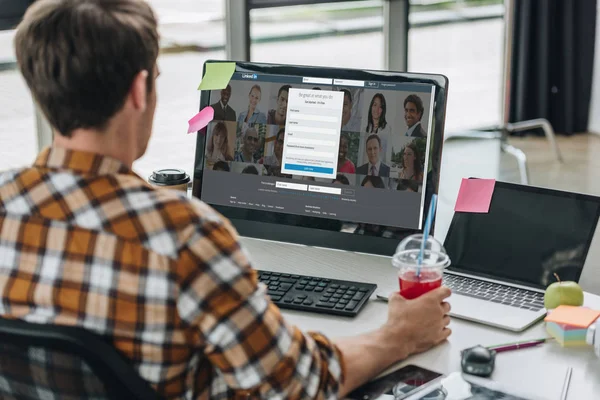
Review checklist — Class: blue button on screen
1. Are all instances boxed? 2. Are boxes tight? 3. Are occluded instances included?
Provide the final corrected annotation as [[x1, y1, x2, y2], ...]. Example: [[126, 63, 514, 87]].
[[284, 164, 334, 174]]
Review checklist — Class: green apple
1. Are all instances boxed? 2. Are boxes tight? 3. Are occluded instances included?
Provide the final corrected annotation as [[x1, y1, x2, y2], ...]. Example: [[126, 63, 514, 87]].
[[544, 273, 584, 309]]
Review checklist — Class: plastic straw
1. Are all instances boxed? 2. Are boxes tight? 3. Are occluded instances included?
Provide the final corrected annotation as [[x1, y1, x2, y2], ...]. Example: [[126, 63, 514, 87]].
[[417, 194, 438, 277]]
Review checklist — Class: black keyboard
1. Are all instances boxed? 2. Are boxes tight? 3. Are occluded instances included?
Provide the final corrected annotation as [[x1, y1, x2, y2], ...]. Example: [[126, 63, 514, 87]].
[[443, 274, 545, 312], [257, 270, 377, 317]]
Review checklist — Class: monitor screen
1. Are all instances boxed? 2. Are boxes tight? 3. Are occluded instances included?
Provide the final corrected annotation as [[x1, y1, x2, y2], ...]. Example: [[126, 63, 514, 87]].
[[192, 61, 449, 255], [444, 180, 600, 289]]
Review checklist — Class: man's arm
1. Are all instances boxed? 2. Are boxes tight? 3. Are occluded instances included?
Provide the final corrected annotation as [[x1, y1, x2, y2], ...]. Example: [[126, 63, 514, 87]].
[[177, 203, 451, 398], [176, 212, 345, 398]]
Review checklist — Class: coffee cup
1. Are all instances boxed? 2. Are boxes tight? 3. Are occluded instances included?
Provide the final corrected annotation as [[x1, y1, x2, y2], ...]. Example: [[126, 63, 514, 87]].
[[148, 168, 190, 192]]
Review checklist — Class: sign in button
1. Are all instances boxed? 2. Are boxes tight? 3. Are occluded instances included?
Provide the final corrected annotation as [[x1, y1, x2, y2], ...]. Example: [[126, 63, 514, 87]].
[[284, 164, 334, 174]]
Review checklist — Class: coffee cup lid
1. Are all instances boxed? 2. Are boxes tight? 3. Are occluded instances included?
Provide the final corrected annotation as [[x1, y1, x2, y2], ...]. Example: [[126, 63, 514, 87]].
[[148, 169, 190, 186]]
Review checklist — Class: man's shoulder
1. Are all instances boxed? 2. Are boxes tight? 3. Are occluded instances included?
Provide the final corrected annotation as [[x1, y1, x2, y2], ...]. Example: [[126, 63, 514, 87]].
[[356, 163, 368, 173], [0, 168, 24, 185], [86, 180, 230, 259], [1, 166, 228, 258], [117, 182, 225, 233], [0, 168, 26, 204]]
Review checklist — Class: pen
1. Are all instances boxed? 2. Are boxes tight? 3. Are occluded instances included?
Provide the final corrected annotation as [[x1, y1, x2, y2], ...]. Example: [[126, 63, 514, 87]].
[[560, 367, 572, 400], [487, 338, 550, 353]]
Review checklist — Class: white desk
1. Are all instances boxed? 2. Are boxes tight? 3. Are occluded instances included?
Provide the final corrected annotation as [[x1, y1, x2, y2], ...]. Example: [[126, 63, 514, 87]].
[[241, 237, 600, 399]]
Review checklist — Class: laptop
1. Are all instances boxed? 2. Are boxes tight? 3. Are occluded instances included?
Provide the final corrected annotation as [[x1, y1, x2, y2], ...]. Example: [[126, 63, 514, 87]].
[[442, 179, 600, 331]]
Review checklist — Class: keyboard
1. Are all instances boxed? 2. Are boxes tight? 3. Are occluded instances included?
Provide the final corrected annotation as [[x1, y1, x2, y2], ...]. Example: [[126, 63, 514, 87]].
[[257, 270, 377, 317], [443, 274, 545, 312]]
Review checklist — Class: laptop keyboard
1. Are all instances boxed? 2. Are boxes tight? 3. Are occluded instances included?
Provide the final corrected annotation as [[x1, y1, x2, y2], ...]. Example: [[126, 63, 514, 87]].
[[443, 274, 545, 312]]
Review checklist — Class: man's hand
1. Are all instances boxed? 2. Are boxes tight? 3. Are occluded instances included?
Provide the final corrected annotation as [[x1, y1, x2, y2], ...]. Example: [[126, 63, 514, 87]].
[[335, 287, 452, 397], [383, 287, 452, 358]]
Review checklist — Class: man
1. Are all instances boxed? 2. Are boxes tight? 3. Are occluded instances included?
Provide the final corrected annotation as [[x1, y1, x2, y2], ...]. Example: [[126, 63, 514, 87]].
[[404, 94, 427, 138], [211, 84, 237, 121], [234, 126, 260, 163], [357, 135, 391, 177], [340, 88, 361, 132], [267, 84, 290, 125], [0, 1, 451, 399]]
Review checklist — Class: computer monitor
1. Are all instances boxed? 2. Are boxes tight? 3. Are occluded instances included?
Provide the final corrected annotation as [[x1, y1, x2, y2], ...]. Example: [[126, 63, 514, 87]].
[[192, 61, 449, 256]]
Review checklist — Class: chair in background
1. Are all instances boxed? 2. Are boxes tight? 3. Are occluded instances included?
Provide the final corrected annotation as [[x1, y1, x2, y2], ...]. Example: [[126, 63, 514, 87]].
[[0, 317, 162, 400], [445, 0, 563, 185]]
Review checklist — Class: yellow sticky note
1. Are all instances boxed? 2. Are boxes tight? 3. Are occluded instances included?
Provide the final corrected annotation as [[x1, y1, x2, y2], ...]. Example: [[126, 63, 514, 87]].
[[544, 306, 600, 328], [198, 62, 236, 90]]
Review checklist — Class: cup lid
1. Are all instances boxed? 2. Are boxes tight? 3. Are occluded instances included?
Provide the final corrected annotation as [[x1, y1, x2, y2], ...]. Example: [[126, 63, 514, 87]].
[[148, 169, 190, 185], [392, 248, 450, 269], [396, 234, 446, 255]]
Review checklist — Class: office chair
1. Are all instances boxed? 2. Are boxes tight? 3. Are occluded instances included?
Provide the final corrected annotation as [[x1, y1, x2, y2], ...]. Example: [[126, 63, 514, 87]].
[[0, 317, 163, 400], [445, 0, 563, 185]]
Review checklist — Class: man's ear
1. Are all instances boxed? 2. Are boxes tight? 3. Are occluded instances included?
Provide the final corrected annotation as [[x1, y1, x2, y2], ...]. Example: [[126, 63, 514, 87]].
[[130, 70, 149, 111]]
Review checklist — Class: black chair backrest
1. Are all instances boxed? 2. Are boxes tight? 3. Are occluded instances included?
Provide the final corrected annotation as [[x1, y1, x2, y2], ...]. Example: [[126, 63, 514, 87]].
[[0, 0, 34, 30], [0, 317, 163, 400]]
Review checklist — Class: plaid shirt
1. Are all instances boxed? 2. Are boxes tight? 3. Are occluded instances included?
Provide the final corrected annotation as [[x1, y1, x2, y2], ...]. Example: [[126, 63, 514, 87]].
[[0, 147, 344, 399]]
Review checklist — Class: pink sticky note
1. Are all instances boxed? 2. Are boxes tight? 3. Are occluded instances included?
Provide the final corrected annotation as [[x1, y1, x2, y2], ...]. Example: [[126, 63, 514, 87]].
[[454, 178, 496, 213], [187, 106, 214, 134]]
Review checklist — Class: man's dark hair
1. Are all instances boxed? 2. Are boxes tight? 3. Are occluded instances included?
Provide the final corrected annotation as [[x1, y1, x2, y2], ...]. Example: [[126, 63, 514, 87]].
[[333, 174, 350, 185], [361, 175, 385, 189], [278, 85, 291, 98], [213, 161, 230, 172], [340, 89, 352, 103], [404, 94, 424, 119], [14, 0, 159, 137], [241, 165, 259, 175], [366, 134, 381, 147]]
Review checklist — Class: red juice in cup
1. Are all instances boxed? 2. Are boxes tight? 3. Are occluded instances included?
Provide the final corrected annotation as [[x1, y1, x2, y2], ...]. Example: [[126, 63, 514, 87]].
[[399, 270, 443, 299], [392, 236, 450, 299]]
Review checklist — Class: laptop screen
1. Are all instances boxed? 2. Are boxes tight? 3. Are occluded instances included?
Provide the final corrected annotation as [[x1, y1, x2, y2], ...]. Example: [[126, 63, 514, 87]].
[[444, 180, 600, 290]]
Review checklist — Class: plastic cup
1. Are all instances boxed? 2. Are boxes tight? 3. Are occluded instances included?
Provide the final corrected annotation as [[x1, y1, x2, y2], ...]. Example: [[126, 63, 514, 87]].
[[393, 235, 450, 299]]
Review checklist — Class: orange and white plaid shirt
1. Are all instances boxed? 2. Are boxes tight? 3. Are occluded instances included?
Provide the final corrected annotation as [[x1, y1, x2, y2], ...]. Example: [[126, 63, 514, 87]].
[[0, 147, 344, 399]]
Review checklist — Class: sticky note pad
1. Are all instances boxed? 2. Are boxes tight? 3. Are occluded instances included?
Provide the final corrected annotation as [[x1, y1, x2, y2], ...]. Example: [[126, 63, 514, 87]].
[[198, 62, 236, 90], [546, 322, 589, 347], [187, 106, 214, 133], [544, 306, 600, 328], [454, 178, 496, 213]]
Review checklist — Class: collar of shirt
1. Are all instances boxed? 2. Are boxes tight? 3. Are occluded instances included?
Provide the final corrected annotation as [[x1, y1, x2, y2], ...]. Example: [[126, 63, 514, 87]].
[[220, 101, 228, 110], [34, 146, 134, 176], [406, 121, 421, 136]]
